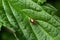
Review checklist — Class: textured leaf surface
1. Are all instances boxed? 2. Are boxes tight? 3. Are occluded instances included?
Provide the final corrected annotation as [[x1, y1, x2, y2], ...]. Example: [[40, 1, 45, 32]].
[[0, 0, 60, 40]]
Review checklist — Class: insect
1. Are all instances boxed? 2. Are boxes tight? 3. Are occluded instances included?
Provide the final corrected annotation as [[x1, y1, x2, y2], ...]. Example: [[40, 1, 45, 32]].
[[30, 18, 35, 23]]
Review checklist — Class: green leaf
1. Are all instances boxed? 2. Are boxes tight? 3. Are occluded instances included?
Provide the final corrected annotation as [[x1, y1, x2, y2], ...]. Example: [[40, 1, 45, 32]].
[[32, 0, 46, 4], [1, 0, 60, 40], [38, 0, 46, 4], [42, 3, 57, 15], [0, 21, 2, 31]]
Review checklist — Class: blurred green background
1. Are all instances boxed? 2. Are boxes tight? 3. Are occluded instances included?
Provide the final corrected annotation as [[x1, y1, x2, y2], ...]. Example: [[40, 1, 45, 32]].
[[47, 0, 60, 17]]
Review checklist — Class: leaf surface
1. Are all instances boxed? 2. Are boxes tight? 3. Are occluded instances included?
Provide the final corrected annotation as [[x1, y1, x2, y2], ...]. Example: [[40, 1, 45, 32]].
[[1, 0, 60, 40]]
